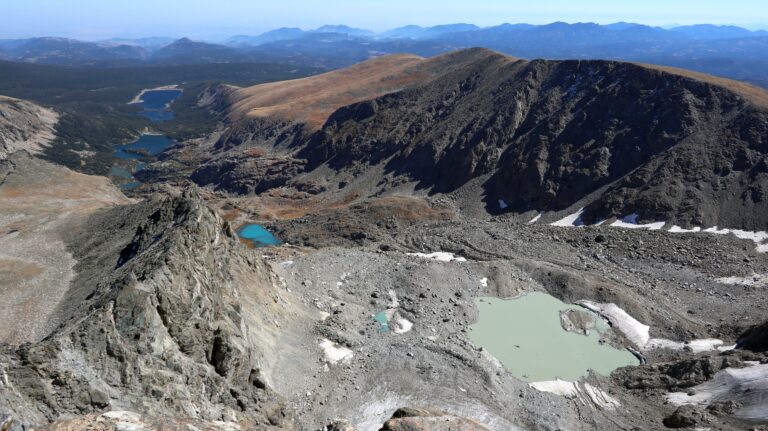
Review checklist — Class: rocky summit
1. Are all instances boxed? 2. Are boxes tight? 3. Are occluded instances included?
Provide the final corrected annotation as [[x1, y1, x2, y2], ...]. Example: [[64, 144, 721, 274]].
[[1, 44, 768, 431]]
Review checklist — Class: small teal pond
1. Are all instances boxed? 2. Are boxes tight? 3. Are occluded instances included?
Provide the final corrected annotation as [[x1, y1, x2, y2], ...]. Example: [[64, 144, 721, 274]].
[[374, 312, 390, 332], [134, 89, 183, 122], [238, 224, 281, 248]]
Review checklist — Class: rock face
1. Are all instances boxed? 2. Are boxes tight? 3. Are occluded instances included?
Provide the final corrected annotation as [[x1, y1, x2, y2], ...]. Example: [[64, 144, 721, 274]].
[[0, 96, 58, 159], [294, 49, 768, 229], [172, 49, 768, 230], [663, 405, 714, 429], [190, 154, 307, 195], [738, 321, 768, 351], [0, 185, 298, 429]]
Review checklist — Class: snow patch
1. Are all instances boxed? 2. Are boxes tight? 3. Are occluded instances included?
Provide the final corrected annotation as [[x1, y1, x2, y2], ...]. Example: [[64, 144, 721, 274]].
[[551, 208, 585, 227], [530, 379, 620, 410], [667, 363, 768, 422], [498, 199, 508, 210], [529, 379, 578, 397], [669, 225, 702, 233], [387, 289, 399, 308], [480, 277, 488, 288], [102, 412, 143, 422], [319, 339, 353, 364], [578, 301, 725, 353], [528, 212, 543, 224], [610, 214, 665, 230], [645, 338, 725, 353], [392, 316, 413, 334], [577, 301, 650, 347], [731, 229, 768, 243], [407, 252, 467, 262], [703, 226, 730, 235], [715, 273, 768, 288]]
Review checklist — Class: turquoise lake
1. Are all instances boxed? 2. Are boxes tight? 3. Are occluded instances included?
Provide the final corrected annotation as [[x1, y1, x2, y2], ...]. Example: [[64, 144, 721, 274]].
[[469, 292, 638, 382], [238, 224, 281, 247]]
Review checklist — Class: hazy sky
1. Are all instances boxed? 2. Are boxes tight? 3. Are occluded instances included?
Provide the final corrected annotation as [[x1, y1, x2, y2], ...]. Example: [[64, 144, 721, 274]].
[[2, 0, 767, 40]]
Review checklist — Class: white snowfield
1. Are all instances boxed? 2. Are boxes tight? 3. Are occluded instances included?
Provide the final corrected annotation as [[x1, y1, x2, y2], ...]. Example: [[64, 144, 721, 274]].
[[379, 289, 413, 334], [669, 225, 702, 233], [715, 273, 768, 288], [550, 208, 585, 227], [319, 338, 354, 365], [610, 214, 665, 230], [577, 301, 729, 353], [407, 252, 467, 262], [392, 316, 413, 334], [529, 379, 621, 410], [545, 210, 768, 253], [667, 363, 768, 422]]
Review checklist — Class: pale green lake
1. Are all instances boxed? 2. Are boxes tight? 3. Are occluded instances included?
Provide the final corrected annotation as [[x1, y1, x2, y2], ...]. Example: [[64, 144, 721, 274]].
[[469, 292, 638, 382]]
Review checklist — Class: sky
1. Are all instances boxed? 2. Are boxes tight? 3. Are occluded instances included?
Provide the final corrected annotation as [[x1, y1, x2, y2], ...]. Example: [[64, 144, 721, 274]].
[[2, 0, 767, 40]]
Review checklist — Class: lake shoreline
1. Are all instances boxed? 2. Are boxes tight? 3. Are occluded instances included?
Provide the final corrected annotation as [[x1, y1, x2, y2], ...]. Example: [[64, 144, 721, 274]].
[[128, 85, 182, 104]]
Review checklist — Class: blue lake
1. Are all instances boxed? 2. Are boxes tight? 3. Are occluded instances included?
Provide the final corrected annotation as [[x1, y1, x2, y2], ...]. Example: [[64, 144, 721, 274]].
[[135, 89, 183, 122], [110, 134, 174, 190], [238, 224, 281, 248], [114, 134, 173, 161]]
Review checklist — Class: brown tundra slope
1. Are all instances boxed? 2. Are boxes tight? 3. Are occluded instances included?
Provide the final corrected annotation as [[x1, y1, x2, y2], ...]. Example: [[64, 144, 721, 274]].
[[197, 48, 768, 230]]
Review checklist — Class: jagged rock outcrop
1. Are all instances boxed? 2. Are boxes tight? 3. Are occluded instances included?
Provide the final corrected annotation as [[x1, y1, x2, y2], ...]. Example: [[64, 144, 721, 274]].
[[0, 96, 58, 159], [616, 356, 746, 391], [738, 321, 768, 351], [0, 188, 298, 429], [190, 154, 307, 195]]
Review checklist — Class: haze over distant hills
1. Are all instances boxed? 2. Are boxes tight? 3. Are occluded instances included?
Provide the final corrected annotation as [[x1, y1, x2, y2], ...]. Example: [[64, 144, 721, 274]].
[[1, 22, 767, 87], [4, 9, 768, 430]]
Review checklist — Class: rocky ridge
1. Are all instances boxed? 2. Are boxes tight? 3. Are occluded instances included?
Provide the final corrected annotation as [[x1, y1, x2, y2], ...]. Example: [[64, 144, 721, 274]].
[[180, 48, 768, 231]]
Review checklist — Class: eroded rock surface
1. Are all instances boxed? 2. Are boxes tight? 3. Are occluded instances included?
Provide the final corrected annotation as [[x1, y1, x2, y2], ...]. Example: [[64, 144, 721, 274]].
[[0, 97, 58, 159]]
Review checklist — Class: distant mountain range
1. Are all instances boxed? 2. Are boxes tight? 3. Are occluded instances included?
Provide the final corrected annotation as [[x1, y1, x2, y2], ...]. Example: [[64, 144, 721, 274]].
[[1, 22, 767, 86]]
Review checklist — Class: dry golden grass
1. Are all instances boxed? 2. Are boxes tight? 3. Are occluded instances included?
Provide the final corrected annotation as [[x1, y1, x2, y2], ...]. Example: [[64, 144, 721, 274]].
[[225, 49, 517, 130], [226, 54, 425, 129], [363, 196, 456, 222], [636, 63, 768, 109], [0, 259, 44, 280]]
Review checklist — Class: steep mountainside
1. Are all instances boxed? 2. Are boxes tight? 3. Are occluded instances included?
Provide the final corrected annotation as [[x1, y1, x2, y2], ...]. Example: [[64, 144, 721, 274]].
[[2, 98, 768, 430], [285, 49, 768, 229], [0, 154, 308, 429], [0, 152, 131, 346], [0, 96, 58, 159], [185, 49, 768, 230]]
